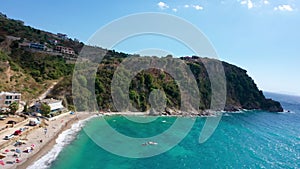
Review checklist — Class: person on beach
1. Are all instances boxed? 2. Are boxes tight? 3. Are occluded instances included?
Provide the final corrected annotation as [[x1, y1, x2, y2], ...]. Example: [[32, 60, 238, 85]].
[[44, 128, 47, 135]]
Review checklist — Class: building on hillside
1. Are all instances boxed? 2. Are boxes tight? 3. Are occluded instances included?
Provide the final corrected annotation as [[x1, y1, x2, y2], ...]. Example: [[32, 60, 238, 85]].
[[55, 46, 75, 55], [57, 33, 68, 40], [0, 92, 21, 108], [29, 43, 46, 50], [34, 98, 64, 113], [180, 56, 192, 61], [48, 39, 58, 45]]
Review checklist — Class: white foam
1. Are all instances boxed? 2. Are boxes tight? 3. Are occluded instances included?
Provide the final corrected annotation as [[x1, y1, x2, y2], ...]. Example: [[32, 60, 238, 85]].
[[27, 115, 96, 169], [281, 109, 295, 114]]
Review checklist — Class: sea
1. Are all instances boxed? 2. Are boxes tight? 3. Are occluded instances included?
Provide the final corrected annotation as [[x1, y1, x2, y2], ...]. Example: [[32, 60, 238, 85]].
[[28, 92, 300, 169]]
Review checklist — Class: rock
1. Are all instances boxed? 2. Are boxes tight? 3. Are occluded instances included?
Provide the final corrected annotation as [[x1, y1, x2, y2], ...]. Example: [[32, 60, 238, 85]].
[[224, 105, 241, 112], [165, 107, 174, 115], [261, 99, 283, 112]]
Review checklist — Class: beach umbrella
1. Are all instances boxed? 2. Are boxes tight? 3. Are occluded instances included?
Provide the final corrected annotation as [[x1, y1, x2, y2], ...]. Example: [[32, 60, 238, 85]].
[[25, 147, 31, 153], [4, 149, 9, 153], [0, 160, 4, 166], [31, 144, 35, 147]]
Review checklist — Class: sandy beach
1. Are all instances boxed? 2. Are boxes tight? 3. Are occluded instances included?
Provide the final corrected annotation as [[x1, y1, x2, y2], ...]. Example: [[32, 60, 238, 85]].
[[0, 112, 95, 169]]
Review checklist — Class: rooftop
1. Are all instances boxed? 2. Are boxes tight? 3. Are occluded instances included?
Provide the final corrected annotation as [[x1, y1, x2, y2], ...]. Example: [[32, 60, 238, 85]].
[[40, 98, 62, 104], [0, 92, 21, 96]]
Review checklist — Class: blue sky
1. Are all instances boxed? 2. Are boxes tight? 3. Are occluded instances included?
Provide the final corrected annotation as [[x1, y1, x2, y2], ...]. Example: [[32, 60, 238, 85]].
[[0, 0, 300, 95]]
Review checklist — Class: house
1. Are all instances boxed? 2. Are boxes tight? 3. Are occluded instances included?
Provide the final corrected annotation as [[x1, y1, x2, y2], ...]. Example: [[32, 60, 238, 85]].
[[55, 46, 75, 55], [57, 33, 68, 40], [0, 92, 21, 108], [61, 47, 75, 55], [29, 43, 46, 50], [180, 56, 192, 61], [48, 39, 58, 45], [34, 98, 64, 113]]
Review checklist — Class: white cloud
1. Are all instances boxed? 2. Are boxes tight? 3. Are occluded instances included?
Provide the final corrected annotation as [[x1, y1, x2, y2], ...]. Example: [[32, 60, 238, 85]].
[[184, 4, 189, 8], [247, 0, 254, 9], [240, 0, 247, 5], [274, 4, 294, 11], [157, 2, 169, 10], [241, 0, 254, 9], [172, 8, 178, 12], [192, 5, 204, 10], [263, 0, 269, 5]]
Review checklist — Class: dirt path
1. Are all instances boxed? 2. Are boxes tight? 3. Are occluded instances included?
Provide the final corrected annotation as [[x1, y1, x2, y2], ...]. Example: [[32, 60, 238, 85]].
[[4, 63, 12, 83], [29, 80, 59, 107]]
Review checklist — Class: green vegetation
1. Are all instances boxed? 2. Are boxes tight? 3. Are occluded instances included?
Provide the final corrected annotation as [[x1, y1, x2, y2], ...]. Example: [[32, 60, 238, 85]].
[[0, 34, 5, 43], [0, 50, 50, 100], [48, 53, 283, 112], [9, 48, 74, 81], [23, 102, 28, 113], [41, 103, 51, 115], [9, 102, 19, 114]]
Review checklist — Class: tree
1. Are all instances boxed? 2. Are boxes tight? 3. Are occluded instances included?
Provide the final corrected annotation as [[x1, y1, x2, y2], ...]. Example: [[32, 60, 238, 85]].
[[41, 103, 51, 115], [9, 102, 19, 114], [0, 34, 5, 43], [23, 102, 28, 113]]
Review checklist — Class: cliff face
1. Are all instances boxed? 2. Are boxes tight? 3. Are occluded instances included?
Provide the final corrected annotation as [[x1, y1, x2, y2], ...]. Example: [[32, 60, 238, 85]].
[[222, 62, 283, 112], [181, 57, 283, 112], [0, 14, 283, 113]]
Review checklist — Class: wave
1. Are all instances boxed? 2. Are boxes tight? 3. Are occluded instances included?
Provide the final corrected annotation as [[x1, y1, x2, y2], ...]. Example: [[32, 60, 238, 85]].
[[27, 115, 96, 169], [278, 110, 295, 114]]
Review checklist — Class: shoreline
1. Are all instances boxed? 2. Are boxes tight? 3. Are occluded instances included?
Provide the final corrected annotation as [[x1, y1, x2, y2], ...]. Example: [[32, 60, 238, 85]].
[[1, 109, 260, 169], [17, 117, 78, 169], [18, 112, 148, 169]]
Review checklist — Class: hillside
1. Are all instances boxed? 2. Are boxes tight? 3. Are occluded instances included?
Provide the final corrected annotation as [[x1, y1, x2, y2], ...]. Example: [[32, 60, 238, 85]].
[[0, 50, 52, 101], [0, 13, 81, 102], [0, 13, 283, 113]]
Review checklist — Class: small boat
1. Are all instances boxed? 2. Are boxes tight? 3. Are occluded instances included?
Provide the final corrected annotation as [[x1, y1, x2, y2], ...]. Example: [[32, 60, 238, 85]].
[[142, 141, 158, 146], [148, 141, 158, 145]]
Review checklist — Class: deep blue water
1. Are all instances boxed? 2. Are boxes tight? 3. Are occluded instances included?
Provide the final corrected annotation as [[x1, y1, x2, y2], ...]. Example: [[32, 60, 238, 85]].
[[39, 93, 300, 169]]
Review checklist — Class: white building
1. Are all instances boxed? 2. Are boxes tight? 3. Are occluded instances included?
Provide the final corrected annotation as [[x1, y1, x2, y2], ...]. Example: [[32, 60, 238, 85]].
[[0, 91, 21, 108], [35, 98, 64, 113]]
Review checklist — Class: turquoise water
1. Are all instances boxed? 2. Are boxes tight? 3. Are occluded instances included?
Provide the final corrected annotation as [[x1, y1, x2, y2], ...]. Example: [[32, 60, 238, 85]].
[[47, 95, 300, 169]]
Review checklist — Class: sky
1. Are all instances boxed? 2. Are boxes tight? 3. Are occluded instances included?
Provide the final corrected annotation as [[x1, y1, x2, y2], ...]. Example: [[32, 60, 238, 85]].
[[0, 0, 300, 95]]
